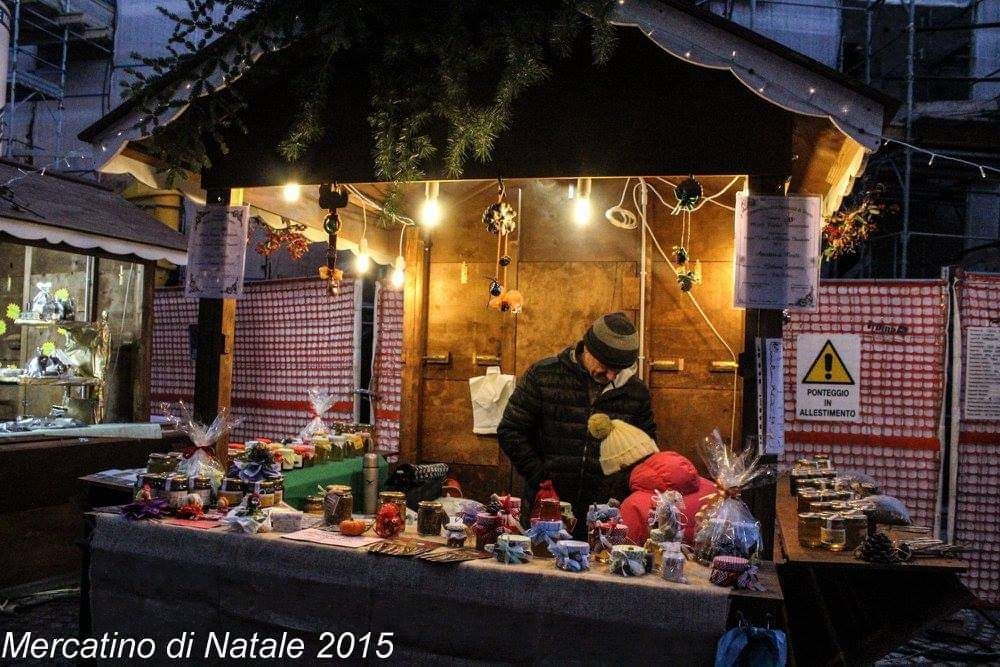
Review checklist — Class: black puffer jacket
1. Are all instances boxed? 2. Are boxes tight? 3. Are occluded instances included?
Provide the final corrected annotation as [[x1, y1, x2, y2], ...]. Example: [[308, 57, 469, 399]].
[[497, 343, 656, 538]]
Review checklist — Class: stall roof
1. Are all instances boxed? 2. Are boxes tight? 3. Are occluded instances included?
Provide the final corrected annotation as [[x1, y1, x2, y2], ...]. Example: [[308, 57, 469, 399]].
[[79, 0, 897, 215], [0, 160, 187, 265]]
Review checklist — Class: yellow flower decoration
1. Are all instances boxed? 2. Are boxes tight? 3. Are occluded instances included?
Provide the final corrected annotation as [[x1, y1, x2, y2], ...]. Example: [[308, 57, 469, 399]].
[[6, 304, 20, 320], [53, 288, 70, 301], [41, 341, 56, 356]]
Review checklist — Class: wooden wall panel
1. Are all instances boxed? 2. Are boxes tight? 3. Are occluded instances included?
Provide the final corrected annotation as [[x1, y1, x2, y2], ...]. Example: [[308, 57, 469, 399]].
[[515, 261, 638, 376], [403, 174, 747, 500], [420, 378, 500, 466], [649, 387, 740, 474], [424, 261, 508, 381]]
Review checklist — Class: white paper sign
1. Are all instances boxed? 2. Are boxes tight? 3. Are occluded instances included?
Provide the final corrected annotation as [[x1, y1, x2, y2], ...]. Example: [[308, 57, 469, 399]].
[[764, 338, 785, 454], [964, 327, 1000, 420], [795, 334, 861, 422], [185, 204, 250, 299], [734, 194, 821, 310]]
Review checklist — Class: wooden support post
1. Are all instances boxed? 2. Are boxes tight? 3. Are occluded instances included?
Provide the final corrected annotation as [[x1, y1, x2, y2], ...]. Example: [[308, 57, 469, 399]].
[[193, 188, 242, 466], [398, 226, 430, 463], [133, 259, 156, 421], [738, 175, 787, 558]]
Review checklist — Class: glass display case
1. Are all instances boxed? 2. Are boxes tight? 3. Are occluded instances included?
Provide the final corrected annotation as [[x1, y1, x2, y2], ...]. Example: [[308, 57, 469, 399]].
[[0, 242, 146, 432]]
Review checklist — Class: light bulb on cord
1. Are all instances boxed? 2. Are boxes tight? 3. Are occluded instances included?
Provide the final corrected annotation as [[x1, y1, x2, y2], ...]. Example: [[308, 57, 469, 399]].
[[420, 181, 443, 228], [572, 177, 592, 225], [282, 182, 301, 202], [391, 255, 406, 288], [355, 237, 370, 274]]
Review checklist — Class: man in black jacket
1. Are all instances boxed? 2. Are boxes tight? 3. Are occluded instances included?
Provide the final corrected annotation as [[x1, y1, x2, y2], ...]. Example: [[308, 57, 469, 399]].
[[497, 312, 657, 538]]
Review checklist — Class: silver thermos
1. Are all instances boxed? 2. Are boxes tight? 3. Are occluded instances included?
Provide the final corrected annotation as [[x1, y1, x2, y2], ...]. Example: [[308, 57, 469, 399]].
[[363, 438, 380, 515]]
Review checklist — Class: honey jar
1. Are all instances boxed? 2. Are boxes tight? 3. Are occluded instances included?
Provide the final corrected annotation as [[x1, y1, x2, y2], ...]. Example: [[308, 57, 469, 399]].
[[304, 493, 325, 516], [797, 512, 826, 548]]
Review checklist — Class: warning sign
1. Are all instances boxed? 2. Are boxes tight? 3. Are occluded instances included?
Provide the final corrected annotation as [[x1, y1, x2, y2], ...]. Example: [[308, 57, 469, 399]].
[[802, 340, 855, 385], [795, 334, 861, 422]]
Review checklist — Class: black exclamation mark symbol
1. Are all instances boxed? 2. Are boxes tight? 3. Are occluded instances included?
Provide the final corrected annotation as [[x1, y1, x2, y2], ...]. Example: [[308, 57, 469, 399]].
[[824, 353, 833, 380]]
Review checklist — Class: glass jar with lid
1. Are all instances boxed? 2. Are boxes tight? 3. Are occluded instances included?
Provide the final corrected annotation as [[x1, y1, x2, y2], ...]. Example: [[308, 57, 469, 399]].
[[417, 500, 444, 536], [378, 491, 407, 527], [324, 484, 354, 525]]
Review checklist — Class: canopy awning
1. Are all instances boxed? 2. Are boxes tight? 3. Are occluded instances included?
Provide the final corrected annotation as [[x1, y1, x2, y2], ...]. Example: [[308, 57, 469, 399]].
[[0, 160, 187, 265]]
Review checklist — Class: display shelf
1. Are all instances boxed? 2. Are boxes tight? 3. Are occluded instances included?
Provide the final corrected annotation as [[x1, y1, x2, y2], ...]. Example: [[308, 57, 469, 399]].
[[13, 319, 95, 329], [17, 376, 103, 387]]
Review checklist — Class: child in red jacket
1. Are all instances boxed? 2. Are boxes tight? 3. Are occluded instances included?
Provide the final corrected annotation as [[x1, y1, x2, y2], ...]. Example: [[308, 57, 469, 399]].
[[619, 450, 717, 545]]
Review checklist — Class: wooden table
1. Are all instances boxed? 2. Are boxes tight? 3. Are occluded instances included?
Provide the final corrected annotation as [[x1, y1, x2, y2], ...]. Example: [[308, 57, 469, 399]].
[[774, 474, 974, 665], [81, 512, 783, 665]]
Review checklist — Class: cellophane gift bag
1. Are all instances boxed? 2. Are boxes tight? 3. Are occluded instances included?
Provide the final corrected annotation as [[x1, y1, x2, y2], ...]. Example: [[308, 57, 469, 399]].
[[161, 401, 239, 487], [299, 387, 336, 441], [692, 429, 774, 565]]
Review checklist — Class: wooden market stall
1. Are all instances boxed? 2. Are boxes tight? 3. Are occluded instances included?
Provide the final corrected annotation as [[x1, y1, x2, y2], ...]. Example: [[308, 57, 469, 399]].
[[68, 0, 929, 663]]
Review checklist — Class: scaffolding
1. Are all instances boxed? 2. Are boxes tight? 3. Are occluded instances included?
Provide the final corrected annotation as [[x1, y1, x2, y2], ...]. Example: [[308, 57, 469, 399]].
[[1, 0, 116, 163]]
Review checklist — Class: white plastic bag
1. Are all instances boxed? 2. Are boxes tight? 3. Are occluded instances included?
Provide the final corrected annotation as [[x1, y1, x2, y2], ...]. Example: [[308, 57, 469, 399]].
[[299, 387, 336, 440], [692, 429, 774, 564]]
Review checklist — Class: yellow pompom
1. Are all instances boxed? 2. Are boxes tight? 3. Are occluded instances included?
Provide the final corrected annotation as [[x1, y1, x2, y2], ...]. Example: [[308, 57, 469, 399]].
[[588, 413, 614, 440]]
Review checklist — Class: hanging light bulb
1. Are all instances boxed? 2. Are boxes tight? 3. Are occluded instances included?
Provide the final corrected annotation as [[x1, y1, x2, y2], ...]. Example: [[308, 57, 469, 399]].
[[391, 255, 406, 288], [572, 177, 592, 226], [282, 182, 301, 202], [420, 181, 443, 228], [355, 237, 370, 274]]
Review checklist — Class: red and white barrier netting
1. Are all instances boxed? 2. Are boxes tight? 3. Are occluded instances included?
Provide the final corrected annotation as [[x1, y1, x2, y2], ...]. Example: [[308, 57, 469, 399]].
[[782, 280, 948, 530], [951, 272, 1000, 604]]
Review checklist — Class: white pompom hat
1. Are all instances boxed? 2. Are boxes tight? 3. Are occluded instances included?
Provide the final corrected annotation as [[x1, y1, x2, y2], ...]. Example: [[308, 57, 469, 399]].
[[588, 413, 659, 475]]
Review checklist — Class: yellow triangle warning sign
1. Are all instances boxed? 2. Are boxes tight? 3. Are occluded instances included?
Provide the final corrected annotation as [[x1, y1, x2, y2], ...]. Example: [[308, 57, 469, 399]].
[[802, 340, 855, 384]]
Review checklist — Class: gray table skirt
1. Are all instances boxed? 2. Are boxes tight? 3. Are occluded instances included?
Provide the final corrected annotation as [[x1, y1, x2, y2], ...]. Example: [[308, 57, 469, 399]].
[[87, 513, 730, 665]]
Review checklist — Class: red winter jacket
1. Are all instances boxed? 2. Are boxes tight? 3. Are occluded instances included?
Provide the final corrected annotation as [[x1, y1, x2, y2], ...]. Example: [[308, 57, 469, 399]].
[[619, 451, 717, 545]]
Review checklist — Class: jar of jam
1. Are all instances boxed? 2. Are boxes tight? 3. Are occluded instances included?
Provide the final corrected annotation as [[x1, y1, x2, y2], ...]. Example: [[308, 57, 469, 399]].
[[304, 493, 325, 516], [644, 528, 669, 570], [445, 521, 467, 547], [378, 491, 407, 528], [473, 512, 502, 551], [164, 473, 189, 509], [190, 475, 212, 506], [417, 500, 445, 536], [324, 485, 354, 525], [537, 498, 561, 521], [258, 480, 276, 508], [273, 476, 284, 505], [219, 478, 243, 506], [146, 453, 174, 474], [139, 472, 166, 498]]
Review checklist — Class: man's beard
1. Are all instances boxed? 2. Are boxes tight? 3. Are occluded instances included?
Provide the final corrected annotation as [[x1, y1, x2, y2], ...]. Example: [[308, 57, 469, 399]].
[[590, 371, 611, 386]]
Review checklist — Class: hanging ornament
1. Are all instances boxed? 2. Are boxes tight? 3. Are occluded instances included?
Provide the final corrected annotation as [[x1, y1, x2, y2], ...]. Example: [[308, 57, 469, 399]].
[[504, 290, 524, 315], [674, 176, 702, 212], [318, 183, 350, 296], [489, 279, 503, 297], [499, 255, 511, 267], [673, 246, 688, 266], [255, 216, 310, 260], [483, 178, 517, 235]]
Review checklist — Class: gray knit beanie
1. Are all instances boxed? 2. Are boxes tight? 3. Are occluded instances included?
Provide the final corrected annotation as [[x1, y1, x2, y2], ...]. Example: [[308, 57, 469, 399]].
[[583, 312, 639, 369]]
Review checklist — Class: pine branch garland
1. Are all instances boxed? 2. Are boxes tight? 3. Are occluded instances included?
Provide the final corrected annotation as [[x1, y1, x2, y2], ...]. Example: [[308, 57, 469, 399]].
[[123, 0, 618, 197]]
